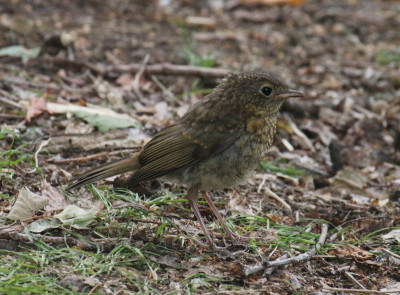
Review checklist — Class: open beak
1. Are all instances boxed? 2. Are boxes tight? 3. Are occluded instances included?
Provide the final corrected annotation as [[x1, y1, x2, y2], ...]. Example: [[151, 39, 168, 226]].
[[276, 89, 304, 99]]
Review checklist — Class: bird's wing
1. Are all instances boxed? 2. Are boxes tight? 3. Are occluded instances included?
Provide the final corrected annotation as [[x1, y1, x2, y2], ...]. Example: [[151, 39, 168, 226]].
[[127, 123, 242, 184]]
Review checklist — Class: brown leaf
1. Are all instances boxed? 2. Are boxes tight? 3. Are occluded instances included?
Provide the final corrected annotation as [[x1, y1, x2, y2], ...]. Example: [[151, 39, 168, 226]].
[[329, 244, 373, 261], [7, 187, 49, 220], [25, 90, 54, 123], [41, 180, 69, 213]]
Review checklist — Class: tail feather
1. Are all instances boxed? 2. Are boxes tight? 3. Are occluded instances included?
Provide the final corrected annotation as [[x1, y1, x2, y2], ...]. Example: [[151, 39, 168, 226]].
[[67, 153, 140, 190]]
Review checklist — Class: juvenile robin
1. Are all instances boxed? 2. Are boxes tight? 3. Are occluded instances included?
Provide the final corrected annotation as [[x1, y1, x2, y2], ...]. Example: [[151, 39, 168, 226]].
[[68, 71, 304, 250]]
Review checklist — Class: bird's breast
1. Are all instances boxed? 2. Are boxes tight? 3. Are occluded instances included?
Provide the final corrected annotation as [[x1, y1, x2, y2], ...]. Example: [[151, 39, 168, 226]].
[[164, 132, 274, 190], [245, 116, 277, 144]]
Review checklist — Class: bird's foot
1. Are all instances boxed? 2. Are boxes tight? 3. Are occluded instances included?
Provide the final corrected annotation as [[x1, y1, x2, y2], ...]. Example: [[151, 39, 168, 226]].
[[192, 238, 227, 251], [223, 228, 250, 244]]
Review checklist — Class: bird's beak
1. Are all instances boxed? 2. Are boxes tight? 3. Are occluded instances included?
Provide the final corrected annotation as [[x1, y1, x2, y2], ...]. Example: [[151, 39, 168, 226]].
[[275, 89, 304, 99]]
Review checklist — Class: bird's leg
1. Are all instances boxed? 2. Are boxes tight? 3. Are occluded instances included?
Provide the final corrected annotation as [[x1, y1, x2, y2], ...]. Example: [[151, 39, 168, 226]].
[[200, 190, 239, 240], [186, 187, 221, 250]]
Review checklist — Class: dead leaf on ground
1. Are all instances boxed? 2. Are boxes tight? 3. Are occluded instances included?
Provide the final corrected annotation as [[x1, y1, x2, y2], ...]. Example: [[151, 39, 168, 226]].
[[382, 229, 400, 243], [94, 78, 124, 109], [332, 167, 369, 196], [47, 102, 141, 131], [329, 244, 373, 261], [26, 218, 61, 233], [41, 180, 69, 213], [25, 91, 54, 123], [227, 190, 254, 215], [54, 205, 99, 229], [7, 187, 49, 220]]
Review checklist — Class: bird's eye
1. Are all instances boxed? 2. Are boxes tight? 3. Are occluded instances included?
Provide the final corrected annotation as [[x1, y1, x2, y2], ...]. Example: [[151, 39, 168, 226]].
[[260, 86, 272, 97]]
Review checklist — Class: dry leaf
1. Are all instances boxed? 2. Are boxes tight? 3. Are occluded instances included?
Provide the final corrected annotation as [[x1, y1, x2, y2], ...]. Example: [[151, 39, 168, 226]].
[[94, 78, 124, 108], [25, 90, 54, 123], [7, 187, 49, 220], [41, 180, 69, 213], [26, 218, 61, 233], [54, 205, 99, 229], [329, 244, 373, 261]]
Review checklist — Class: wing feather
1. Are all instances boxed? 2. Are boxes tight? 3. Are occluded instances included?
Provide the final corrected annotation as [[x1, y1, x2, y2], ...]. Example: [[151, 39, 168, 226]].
[[129, 122, 243, 185]]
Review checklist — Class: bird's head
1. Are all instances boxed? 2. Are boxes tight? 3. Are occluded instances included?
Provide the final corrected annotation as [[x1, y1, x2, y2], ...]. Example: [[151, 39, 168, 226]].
[[216, 71, 304, 117]]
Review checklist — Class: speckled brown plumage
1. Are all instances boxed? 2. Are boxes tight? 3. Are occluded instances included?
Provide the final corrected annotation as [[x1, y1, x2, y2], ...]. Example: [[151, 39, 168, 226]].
[[68, 71, 304, 250]]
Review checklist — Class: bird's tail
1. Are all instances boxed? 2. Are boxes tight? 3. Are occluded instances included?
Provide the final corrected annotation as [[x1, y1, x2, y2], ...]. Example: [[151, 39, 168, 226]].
[[67, 152, 140, 190]]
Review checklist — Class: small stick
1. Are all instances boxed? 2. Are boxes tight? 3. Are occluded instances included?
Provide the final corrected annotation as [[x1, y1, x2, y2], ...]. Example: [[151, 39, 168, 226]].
[[268, 223, 328, 268], [263, 186, 292, 212], [322, 286, 400, 294], [48, 149, 137, 164], [345, 271, 367, 290], [243, 223, 329, 276], [0, 95, 23, 109], [284, 114, 315, 152], [27, 139, 51, 173], [381, 248, 400, 260], [43, 56, 230, 78]]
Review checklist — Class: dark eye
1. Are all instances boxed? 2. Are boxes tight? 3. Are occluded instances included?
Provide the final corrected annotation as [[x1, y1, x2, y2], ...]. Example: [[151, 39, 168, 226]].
[[260, 86, 272, 97]]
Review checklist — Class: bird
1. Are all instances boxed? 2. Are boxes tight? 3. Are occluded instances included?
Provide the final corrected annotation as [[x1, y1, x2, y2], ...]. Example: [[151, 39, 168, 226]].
[[68, 71, 304, 250]]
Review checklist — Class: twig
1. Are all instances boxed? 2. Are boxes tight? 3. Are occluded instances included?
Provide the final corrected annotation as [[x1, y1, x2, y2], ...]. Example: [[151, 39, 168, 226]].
[[0, 95, 23, 109], [281, 138, 294, 152], [47, 149, 137, 164], [0, 114, 25, 119], [88, 283, 102, 295], [28, 139, 50, 173], [322, 286, 400, 294], [339, 215, 389, 227], [269, 223, 328, 267], [119, 62, 230, 78], [381, 248, 400, 260], [284, 114, 315, 152], [256, 175, 267, 193], [150, 75, 182, 105], [0, 225, 139, 252], [43, 56, 230, 78], [132, 54, 150, 101], [263, 186, 292, 212], [243, 223, 329, 276], [2, 76, 60, 91], [41, 57, 103, 75], [345, 271, 367, 290]]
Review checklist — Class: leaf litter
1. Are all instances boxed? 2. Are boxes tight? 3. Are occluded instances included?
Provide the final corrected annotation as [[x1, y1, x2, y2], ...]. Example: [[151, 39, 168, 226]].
[[0, 0, 400, 294]]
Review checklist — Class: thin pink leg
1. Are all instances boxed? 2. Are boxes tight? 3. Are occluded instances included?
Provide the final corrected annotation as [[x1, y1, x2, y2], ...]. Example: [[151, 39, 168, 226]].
[[186, 187, 220, 250], [200, 190, 239, 240]]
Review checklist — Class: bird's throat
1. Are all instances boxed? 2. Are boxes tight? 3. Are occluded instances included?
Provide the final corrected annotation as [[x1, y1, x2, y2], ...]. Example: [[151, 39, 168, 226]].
[[245, 116, 277, 143]]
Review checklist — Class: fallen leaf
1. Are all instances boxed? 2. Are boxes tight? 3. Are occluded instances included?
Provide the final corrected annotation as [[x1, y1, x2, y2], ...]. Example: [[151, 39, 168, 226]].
[[332, 167, 369, 196], [382, 229, 400, 243], [54, 205, 99, 229], [7, 187, 49, 220], [329, 244, 373, 261], [0, 45, 40, 63], [41, 180, 69, 212], [94, 78, 124, 109], [72, 111, 140, 131], [26, 218, 61, 233], [47, 102, 141, 131], [25, 91, 54, 123]]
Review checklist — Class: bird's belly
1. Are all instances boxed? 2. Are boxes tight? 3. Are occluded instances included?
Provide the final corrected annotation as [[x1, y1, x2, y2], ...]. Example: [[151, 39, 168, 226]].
[[164, 138, 270, 190]]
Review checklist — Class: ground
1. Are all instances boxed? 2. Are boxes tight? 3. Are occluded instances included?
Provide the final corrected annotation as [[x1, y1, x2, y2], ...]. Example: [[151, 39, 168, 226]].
[[1, 0, 400, 294]]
